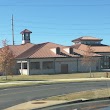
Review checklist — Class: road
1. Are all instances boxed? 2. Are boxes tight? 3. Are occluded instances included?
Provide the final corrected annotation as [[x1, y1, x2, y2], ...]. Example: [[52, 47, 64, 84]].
[[0, 81, 110, 109]]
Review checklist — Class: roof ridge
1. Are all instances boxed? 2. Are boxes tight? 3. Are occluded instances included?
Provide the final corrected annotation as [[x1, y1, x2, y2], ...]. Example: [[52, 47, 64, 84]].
[[81, 36, 97, 38], [92, 45, 110, 47], [16, 42, 49, 58], [72, 36, 102, 42], [30, 42, 66, 55], [28, 43, 48, 58], [47, 42, 67, 47], [36, 42, 49, 45], [74, 46, 101, 57], [16, 44, 36, 58], [8, 43, 34, 47], [74, 45, 95, 53]]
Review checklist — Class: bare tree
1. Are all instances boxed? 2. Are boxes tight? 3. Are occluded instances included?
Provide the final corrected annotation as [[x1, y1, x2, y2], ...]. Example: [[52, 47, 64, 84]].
[[0, 40, 15, 80], [81, 45, 95, 77]]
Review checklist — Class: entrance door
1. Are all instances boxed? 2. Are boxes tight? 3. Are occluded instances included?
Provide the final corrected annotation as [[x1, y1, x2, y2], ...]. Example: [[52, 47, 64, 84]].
[[61, 64, 68, 73]]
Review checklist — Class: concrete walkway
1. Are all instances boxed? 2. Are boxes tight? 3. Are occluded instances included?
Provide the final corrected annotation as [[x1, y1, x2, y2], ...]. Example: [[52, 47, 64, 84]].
[[0, 77, 110, 86], [0, 80, 53, 85], [5, 100, 67, 110]]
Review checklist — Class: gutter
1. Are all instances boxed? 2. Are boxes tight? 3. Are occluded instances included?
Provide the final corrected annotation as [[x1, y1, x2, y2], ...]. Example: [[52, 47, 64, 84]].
[[33, 97, 110, 110]]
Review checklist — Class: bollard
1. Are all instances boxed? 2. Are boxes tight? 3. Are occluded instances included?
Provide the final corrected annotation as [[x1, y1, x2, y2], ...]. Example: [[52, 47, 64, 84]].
[[106, 72, 109, 78]]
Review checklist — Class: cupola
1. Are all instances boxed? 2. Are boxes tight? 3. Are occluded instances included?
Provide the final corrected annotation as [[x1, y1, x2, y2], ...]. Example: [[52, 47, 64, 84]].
[[20, 29, 32, 44]]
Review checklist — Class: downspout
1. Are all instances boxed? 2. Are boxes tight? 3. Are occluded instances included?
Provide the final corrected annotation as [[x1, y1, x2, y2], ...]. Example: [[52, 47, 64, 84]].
[[54, 58, 56, 74], [99, 57, 102, 71]]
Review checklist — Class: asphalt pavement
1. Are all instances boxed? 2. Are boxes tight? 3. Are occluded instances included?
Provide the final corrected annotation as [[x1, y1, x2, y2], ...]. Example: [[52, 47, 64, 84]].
[[1, 81, 110, 109]]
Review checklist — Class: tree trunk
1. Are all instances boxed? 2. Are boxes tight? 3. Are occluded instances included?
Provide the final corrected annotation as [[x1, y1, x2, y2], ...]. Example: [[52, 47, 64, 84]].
[[5, 69, 7, 80]]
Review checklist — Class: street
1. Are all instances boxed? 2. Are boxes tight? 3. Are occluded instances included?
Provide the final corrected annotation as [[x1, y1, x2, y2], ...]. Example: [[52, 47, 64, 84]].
[[0, 81, 110, 109]]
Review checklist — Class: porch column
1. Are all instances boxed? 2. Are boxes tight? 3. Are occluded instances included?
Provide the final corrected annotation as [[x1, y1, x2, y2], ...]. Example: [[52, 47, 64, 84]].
[[21, 61, 23, 75]]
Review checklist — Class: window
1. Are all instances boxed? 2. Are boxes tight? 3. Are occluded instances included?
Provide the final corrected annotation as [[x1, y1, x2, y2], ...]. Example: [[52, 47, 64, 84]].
[[22, 34, 24, 40], [30, 62, 40, 69], [101, 56, 110, 69], [70, 47, 73, 54], [25, 33, 29, 37], [56, 47, 60, 54], [23, 63, 27, 69], [17, 63, 21, 69], [24, 33, 30, 40], [96, 41, 100, 44], [43, 61, 54, 69]]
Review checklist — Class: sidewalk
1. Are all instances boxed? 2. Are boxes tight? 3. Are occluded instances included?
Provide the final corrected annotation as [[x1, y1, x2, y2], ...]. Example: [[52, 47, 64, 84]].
[[0, 77, 110, 86], [5, 100, 67, 110], [0, 80, 53, 85]]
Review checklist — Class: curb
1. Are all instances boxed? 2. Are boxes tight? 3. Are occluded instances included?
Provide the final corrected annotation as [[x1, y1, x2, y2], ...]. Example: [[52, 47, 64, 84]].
[[33, 97, 110, 110]]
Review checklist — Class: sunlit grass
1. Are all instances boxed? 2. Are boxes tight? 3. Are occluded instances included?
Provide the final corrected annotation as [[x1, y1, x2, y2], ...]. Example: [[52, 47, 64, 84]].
[[0, 81, 58, 89], [46, 88, 110, 101], [0, 72, 107, 82]]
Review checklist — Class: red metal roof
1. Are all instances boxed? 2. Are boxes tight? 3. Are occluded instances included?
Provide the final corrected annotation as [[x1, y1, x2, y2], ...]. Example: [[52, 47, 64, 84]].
[[20, 29, 32, 34], [72, 36, 102, 42], [5, 41, 105, 59], [8, 42, 79, 59], [72, 43, 110, 53], [91, 46, 110, 53], [8, 43, 34, 57]]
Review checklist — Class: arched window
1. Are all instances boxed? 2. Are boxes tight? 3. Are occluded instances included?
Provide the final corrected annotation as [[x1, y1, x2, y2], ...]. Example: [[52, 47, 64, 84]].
[[70, 47, 73, 54], [56, 47, 60, 54]]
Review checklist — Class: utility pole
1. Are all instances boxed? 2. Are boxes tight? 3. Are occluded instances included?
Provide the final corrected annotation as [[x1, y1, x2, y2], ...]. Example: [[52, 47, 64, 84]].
[[12, 15, 15, 45]]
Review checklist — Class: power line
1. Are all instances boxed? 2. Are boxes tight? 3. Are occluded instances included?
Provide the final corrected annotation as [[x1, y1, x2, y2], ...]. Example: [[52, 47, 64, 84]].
[[14, 20, 110, 26], [1, 4, 110, 7], [14, 25, 110, 30], [2, 32, 110, 36]]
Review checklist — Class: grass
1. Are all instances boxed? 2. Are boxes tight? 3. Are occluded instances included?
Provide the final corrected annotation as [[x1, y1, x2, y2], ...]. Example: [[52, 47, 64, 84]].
[[0, 72, 108, 89], [0, 72, 108, 82], [45, 88, 110, 101], [0, 83, 34, 89]]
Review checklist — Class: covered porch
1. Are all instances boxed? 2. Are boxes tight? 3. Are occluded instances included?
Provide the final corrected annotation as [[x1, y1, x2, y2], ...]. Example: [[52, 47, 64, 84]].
[[16, 60, 30, 75], [16, 59, 55, 75]]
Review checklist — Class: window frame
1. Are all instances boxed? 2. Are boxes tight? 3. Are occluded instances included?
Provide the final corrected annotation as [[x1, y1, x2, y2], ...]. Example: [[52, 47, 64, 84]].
[[43, 61, 54, 69], [23, 63, 27, 69], [30, 62, 40, 70]]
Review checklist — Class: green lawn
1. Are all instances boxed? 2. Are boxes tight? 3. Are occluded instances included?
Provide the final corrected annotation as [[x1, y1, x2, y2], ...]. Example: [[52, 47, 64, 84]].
[[0, 72, 108, 81]]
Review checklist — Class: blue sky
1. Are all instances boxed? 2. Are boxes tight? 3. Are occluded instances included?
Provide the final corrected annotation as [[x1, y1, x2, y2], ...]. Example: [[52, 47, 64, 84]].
[[0, 0, 110, 46]]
